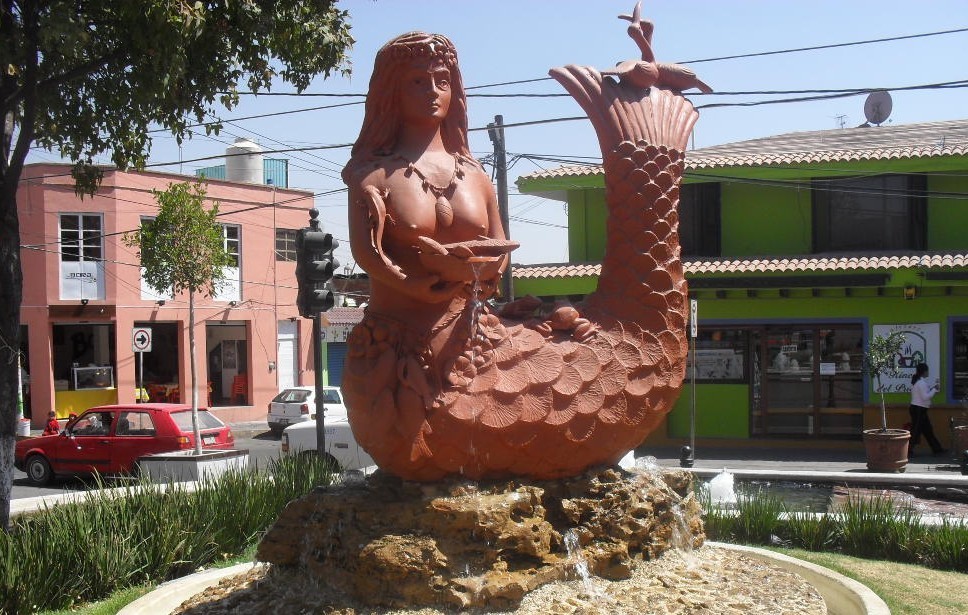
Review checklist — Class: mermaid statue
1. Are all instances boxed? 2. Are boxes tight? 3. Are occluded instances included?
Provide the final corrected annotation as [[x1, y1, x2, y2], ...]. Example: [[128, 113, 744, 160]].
[[341, 3, 707, 481]]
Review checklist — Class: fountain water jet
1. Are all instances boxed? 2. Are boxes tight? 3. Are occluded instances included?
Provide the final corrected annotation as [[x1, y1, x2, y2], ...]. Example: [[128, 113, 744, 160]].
[[708, 469, 738, 506]]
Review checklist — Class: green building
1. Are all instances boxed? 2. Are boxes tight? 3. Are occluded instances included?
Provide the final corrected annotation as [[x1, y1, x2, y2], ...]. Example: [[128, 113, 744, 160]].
[[516, 119, 968, 450]]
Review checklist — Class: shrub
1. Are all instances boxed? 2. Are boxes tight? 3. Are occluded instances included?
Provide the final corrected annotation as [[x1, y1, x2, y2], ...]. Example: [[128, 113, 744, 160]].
[[700, 488, 968, 573], [0, 455, 335, 614]]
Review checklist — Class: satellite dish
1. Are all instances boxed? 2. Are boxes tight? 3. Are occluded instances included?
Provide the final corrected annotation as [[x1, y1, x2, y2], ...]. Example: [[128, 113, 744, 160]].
[[863, 91, 893, 126]]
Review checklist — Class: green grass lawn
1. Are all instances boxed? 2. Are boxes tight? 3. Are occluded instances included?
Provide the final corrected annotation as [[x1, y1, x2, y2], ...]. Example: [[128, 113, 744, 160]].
[[774, 547, 968, 615]]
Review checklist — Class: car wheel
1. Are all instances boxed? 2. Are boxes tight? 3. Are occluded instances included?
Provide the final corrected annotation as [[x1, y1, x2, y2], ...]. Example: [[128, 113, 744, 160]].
[[25, 455, 53, 486]]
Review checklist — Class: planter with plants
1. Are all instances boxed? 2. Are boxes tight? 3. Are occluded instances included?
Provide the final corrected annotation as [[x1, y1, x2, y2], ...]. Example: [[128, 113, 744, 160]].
[[861, 330, 910, 472]]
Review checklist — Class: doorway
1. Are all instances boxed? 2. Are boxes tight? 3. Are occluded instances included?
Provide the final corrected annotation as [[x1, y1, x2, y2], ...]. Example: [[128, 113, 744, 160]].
[[206, 323, 249, 406], [751, 324, 864, 437]]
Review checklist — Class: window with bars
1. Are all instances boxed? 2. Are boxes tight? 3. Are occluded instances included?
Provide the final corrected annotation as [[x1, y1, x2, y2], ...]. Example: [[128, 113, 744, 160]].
[[60, 214, 103, 262], [275, 229, 298, 261]]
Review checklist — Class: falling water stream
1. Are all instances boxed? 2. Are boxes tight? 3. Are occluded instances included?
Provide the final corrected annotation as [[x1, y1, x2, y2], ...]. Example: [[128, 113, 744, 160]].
[[563, 529, 600, 599]]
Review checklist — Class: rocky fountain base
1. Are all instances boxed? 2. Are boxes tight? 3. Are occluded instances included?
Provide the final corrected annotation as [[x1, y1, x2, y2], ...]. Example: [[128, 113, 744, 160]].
[[255, 466, 702, 611], [153, 464, 885, 614]]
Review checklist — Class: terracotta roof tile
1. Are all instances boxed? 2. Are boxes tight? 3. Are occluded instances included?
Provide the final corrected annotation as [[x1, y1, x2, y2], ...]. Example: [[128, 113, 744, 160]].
[[517, 119, 968, 183], [512, 252, 968, 280], [322, 306, 365, 325]]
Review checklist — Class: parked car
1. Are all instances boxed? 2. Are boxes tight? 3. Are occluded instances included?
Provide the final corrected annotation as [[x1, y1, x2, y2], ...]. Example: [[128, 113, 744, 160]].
[[280, 412, 375, 472], [15, 404, 235, 485], [267, 386, 346, 435]]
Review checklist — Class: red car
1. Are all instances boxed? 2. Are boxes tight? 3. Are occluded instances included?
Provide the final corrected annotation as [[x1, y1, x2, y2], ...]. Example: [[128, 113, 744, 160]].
[[15, 404, 235, 485]]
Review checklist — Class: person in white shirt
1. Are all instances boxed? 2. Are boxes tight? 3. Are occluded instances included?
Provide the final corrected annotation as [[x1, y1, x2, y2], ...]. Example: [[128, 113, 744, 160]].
[[909, 363, 945, 456]]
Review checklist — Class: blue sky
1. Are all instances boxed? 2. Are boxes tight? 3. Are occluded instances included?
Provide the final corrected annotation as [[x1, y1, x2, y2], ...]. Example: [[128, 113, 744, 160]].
[[28, 0, 968, 267]]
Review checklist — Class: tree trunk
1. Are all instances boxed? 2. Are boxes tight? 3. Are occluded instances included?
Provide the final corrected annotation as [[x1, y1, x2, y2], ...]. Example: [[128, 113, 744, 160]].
[[0, 175, 24, 532], [877, 376, 888, 431], [189, 291, 202, 455]]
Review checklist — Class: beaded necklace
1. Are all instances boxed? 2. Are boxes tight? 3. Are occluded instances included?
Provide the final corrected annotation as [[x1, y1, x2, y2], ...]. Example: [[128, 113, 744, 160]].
[[398, 154, 465, 227]]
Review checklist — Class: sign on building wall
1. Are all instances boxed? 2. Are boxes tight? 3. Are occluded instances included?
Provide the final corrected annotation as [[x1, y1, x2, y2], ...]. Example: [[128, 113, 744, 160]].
[[322, 323, 354, 343], [213, 266, 241, 303], [60, 260, 105, 300], [871, 323, 940, 393]]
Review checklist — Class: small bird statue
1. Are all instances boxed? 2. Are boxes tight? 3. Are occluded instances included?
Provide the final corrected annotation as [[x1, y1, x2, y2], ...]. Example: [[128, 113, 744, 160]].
[[603, 1, 713, 94]]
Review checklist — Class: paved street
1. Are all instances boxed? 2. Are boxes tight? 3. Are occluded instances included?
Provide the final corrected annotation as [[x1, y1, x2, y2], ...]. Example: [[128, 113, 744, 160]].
[[12, 421, 968, 502], [10, 430, 281, 501]]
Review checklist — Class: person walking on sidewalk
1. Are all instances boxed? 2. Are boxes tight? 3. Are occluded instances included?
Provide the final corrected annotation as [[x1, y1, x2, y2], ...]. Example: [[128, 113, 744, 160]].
[[909, 363, 946, 456]]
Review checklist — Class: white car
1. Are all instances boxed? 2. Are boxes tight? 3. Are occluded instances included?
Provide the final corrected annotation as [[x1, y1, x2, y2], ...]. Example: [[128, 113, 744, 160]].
[[280, 413, 375, 472], [267, 386, 346, 435]]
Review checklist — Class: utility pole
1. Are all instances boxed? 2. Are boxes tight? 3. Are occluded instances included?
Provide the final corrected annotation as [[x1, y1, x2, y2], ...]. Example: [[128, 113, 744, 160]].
[[487, 114, 513, 302]]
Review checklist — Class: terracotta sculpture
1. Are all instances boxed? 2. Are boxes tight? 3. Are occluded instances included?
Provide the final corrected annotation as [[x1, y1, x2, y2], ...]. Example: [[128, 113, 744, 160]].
[[341, 4, 706, 480]]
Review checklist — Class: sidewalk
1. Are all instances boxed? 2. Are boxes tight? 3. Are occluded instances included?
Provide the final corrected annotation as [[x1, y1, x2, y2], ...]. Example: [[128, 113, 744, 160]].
[[227, 418, 968, 489], [638, 444, 966, 475]]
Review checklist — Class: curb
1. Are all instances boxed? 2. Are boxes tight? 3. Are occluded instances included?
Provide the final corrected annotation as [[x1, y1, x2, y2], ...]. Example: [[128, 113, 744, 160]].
[[711, 542, 890, 615], [115, 545, 888, 615], [117, 562, 265, 615]]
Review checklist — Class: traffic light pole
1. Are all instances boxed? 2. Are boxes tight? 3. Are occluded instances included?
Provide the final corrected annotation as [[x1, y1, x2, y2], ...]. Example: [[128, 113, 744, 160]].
[[296, 208, 337, 465], [313, 312, 326, 463]]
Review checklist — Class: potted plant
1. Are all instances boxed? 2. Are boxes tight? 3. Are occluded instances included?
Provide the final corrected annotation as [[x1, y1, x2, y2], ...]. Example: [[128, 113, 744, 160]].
[[861, 330, 910, 472]]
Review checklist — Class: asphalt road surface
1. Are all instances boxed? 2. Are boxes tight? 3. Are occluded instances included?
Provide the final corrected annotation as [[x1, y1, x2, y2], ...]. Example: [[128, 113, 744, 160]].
[[10, 431, 282, 501]]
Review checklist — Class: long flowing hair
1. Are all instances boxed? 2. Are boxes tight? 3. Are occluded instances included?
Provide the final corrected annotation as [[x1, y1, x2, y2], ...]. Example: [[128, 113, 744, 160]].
[[343, 32, 473, 183]]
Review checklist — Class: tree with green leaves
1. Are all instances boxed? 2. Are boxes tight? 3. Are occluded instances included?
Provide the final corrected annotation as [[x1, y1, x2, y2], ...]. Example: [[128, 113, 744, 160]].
[[0, 1, 352, 530], [125, 181, 232, 455], [863, 330, 905, 431]]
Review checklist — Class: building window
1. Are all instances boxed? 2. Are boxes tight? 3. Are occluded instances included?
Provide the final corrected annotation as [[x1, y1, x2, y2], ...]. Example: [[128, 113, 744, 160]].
[[60, 214, 102, 262], [812, 174, 926, 252], [223, 225, 240, 267], [687, 328, 748, 383], [59, 214, 105, 300], [679, 183, 721, 257], [953, 321, 968, 402], [275, 229, 298, 261], [214, 224, 242, 302]]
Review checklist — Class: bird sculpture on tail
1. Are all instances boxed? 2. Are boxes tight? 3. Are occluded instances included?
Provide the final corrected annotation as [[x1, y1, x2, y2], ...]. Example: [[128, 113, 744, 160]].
[[603, 1, 713, 94]]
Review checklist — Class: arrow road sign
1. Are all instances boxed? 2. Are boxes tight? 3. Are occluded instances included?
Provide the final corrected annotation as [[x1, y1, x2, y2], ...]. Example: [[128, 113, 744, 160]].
[[132, 327, 153, 353]]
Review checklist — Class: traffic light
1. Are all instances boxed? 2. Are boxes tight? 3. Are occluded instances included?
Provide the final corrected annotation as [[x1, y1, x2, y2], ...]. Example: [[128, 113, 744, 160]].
[[296, 210, 339, 318]]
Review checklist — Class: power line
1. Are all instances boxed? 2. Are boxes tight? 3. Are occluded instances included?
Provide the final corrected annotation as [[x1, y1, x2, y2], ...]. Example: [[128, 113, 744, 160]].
[[679, 26, 968, 65], [218, 26, 968, 96]]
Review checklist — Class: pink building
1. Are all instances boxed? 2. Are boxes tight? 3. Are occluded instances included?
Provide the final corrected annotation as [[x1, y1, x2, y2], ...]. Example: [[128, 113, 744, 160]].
[[17, 163, 320, 428]]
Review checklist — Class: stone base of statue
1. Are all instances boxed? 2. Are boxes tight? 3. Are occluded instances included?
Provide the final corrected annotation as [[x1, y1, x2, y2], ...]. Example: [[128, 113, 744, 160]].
[[255, 466, 703, 611]]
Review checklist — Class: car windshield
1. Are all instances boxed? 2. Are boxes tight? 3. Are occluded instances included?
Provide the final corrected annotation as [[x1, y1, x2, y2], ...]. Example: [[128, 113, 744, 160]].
[[170, 410, 225, 432], [272, 389, 312, 403], [321, 389, 341, 404]]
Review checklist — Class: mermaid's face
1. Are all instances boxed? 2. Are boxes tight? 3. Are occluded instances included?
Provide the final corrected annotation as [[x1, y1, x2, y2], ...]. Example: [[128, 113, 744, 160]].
[[399, 57, 452, 126]]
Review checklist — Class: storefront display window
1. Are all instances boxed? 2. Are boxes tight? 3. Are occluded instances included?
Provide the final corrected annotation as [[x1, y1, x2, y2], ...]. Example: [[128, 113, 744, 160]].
[[686, 329, 747, 383], [751, 324, 864, 437]]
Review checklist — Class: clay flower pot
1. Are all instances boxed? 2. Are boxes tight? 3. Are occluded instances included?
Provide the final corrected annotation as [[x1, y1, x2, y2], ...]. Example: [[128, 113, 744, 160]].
[[863, 428, 910, 473]]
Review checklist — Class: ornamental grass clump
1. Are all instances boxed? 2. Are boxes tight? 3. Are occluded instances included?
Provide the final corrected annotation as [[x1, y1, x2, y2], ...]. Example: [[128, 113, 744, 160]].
[[783, 509, 840, 552], [0, 455, 334, 614], [700, 484, 968, 573], [732, 490, 785, 544], [836, 494, 924, 561]]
